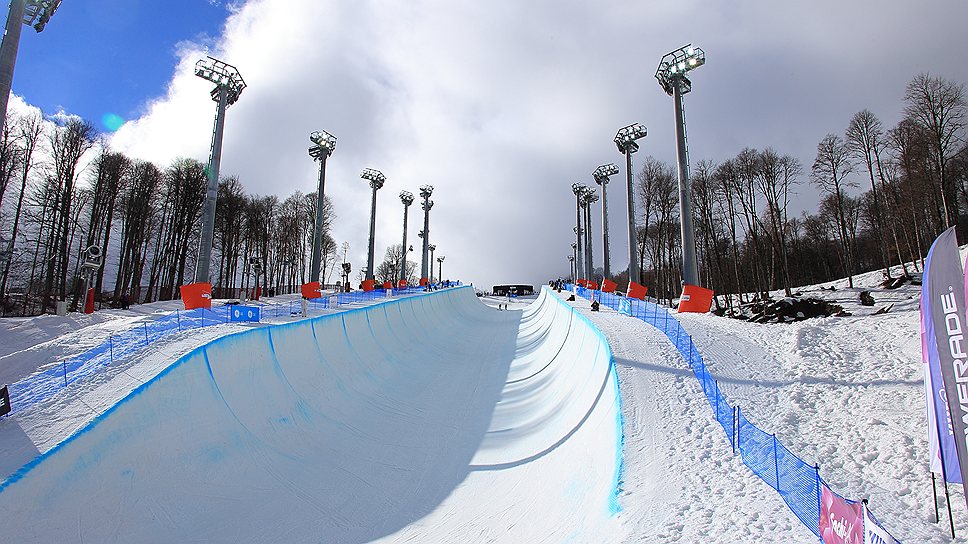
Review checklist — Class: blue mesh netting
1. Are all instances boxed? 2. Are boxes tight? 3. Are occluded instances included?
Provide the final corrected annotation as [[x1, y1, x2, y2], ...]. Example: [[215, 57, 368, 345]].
[[566, 284, 847, 538]]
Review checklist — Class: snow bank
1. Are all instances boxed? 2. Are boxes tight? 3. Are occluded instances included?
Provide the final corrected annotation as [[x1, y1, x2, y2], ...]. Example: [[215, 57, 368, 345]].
[[0, 286, 621, 543]]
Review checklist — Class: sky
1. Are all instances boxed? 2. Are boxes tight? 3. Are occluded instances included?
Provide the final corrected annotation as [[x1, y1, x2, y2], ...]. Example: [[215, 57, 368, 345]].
[[6, 0, 968, 290]]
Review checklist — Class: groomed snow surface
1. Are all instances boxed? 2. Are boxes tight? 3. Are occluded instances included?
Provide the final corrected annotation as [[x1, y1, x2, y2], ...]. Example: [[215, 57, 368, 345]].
[[0, 269, 962, 542]]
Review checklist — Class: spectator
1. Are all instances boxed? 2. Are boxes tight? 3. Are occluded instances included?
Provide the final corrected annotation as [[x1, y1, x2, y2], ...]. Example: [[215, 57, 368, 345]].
[[120, 292, 130, 310]]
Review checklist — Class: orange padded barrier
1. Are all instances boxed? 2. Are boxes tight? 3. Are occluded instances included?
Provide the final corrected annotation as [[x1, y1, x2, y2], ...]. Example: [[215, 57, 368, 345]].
[[678, 284, 714, 313], [601, 279, 617, 293], [301, 282, 322, 299], [180, 282, 212, 310], [626, 281, 648, 301]]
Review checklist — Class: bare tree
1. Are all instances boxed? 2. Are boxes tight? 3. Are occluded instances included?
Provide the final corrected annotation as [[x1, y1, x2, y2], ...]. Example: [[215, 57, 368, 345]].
[[811, 134, 857, 287], [903, 73, 966, 228], [845, 109, 892, 279]]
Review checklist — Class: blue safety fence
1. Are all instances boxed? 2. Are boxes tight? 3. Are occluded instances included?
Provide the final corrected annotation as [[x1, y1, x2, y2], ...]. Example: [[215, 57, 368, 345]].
[[2, 284, 460, 418], [570, 285, 900, 542]]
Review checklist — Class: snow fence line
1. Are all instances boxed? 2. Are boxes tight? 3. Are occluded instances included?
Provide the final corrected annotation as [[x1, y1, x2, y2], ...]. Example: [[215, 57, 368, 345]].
[[1, 285, 445, 418], [570, 284, 902, 543]]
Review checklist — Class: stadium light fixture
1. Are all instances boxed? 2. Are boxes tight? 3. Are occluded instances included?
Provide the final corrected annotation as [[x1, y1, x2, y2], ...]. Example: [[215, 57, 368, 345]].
[[656, 43, 704, 287], [193, 56, 246, 284], [571, 183, 588, 280], [581, 187, 599, 281], [614, 123, 647, 286], [428, 244, 437, 284], [0, 0, 62, 126], [308, 129, 337, 283], [419, 185, 434, 283], [399, 190, 415, 284], [593, 163, 619, 281], [361, 168, 386, 281], [437, 255, 445, 284]]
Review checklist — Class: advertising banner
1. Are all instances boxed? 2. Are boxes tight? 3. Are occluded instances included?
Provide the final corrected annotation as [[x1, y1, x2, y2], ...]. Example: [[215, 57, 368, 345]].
[[180, 282, 212, 310], [0, 384, 10, 417], [819, 483, 863, 544], [863, 504, 899, 544], [229, 305, 261, 323], [923, 227, 968, 492], [618, 299, 631, 316], [601, 279, 617, 293]]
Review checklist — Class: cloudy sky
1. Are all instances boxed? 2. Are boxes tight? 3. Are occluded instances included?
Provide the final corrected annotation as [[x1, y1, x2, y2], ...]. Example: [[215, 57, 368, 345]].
[[8, 0, 968, 290]]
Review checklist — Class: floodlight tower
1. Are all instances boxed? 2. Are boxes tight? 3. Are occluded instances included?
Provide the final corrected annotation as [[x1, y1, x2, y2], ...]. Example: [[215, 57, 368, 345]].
[[582, 187, 599, 281], [419, 185, 434, 283], [567, 254, 575, 282], [194, 56, 246, 284], [308, 130, 336, 283], [437, 255, 445, 283], [571, 183, 587, 280], [399, 190, 414, 285], [428, 244, 437, 283], [0, 0, 60, 126], [361, 168, 386, 282], [656, 44, 705, 287], [570, 242, 578, 282], [614, 123, 647, 285], [593, 163, 619, 280]]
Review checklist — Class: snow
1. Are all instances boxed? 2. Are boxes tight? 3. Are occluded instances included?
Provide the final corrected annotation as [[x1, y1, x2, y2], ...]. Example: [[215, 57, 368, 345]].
[[0, 267, 960, 542]]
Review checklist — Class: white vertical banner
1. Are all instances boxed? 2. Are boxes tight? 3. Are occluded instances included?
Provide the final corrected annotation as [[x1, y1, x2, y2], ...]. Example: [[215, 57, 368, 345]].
[[862, 501, 899, 544]]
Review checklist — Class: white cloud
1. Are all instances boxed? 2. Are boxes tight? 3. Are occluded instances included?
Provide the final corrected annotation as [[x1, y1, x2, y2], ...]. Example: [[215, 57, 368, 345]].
[[104, 0, 968, 289]]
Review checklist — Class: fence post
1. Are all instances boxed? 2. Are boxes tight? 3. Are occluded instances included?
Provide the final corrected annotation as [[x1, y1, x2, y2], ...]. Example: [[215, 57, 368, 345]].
[[63, 361, 67, 387], [733, 405, 738, 455], [176, 310, 182, 331], [815, 463, 821, 527], [144, 322, 149, 347], [715, 379, 719, 424], [773, 433, 781, 492], [109, 335, 114, 364]]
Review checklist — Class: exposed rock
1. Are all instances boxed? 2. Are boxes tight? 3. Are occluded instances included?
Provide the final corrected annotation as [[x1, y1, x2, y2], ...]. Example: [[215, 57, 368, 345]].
[[859, 291, 875, 306], [721, 296, 846, 323]]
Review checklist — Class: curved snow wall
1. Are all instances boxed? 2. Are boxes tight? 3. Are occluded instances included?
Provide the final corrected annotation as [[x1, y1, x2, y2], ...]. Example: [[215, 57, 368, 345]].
[[0, 286, 622, 543]]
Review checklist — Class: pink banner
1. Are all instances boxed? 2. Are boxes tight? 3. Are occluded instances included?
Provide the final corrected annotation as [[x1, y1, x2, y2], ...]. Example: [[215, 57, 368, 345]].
[[820, 484, 863, 544]]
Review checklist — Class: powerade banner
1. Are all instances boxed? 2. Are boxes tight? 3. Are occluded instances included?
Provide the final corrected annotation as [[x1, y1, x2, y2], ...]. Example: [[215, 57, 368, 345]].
[[922, 295, 961, 483], [0, 384, 10, 417], [819, 483, 863, 544], [923, 226, 968, 493]]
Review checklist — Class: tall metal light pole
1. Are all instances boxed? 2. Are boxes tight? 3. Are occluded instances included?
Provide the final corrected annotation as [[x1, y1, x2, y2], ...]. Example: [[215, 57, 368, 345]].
[[582, 187, 599, 281], [194, 56, 246, 284], [428, 244, 436, 283], [571, 183, 587, 280], [437, 255, 445, 282], [656, 44, 705, 287], [419, 185, 434, 283], [567, 254, 575, 282], [593, 163, 619, 281], [361, 168, 386, 282], [570, 242, 578, 282], [308, 129, 336, 283], [614, 123, 647, 286], [0, 0, 60, 126], [399, 190, 414, 285]]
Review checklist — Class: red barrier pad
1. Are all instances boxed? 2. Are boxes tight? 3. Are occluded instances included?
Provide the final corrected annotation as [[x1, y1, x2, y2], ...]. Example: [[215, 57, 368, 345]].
[[383, 281, 393, 289], [180, 282, 212, 310], [398, 279, 408, 289], [420, 277, 428, 286], [678, 284, 714, 313], [576, 279, 587, 288], [362, 279, 376, 292], [601, 279, 617, 293], [301, 282, 322, 299], [84, 288, 95, 314], [587, 281, 599, 290], [627, 281, 648, 301]]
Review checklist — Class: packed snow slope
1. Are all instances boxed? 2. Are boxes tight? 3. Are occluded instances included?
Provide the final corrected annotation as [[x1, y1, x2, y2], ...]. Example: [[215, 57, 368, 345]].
[[0, 286, 622, 543]]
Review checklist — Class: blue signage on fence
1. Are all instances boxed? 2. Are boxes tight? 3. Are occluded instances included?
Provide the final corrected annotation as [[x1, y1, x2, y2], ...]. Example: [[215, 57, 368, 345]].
[[618, 299, 631, 316], [229, 305, 261, 323], [0, 384, 10, 417]]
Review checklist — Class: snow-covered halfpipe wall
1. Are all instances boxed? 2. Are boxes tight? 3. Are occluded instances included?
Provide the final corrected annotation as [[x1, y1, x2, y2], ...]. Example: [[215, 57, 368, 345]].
[[0, 286, 622, 542]]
